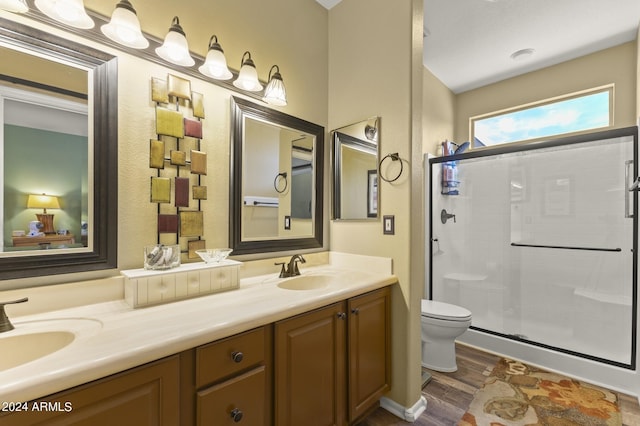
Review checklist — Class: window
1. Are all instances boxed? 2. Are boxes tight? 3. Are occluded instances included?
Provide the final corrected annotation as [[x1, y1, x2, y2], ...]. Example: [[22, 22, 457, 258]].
[[471, 85, 613, 147]]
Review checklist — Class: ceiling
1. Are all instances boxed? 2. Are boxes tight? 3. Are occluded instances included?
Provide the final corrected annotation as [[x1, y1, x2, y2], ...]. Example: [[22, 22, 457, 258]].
[[317, 0, 640, 94]]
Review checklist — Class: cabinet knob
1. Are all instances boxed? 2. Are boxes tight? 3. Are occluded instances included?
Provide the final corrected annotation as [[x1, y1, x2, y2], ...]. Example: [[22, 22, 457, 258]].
[[231, 351, 244, 363], [230, 408, 244, 422], [337, 312, 346, 320], [351, 308, 360, 315]]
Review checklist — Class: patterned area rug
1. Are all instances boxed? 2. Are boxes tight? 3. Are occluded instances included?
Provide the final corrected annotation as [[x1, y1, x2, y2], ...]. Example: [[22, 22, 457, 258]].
[[459, 358, 622, 425]]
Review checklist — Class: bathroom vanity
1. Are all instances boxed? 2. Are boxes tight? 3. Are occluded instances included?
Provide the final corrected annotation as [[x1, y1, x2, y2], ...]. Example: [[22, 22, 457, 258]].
[[0, 259, 395, 425]]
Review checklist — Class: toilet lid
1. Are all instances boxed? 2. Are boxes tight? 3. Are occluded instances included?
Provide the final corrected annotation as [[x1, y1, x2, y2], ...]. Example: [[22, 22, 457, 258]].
[[421, 300, 472, 321]]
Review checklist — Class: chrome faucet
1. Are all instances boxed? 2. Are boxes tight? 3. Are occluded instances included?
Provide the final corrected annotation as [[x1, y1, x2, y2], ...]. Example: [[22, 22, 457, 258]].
[[275, 254, 306, 278], [0, 297, 28, 333]]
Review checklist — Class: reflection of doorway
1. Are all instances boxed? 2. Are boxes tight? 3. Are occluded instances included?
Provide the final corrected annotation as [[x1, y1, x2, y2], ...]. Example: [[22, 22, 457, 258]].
[[0, 86, 88, 250], [291, 146, 312, 219], [367, 170, 378, 217]]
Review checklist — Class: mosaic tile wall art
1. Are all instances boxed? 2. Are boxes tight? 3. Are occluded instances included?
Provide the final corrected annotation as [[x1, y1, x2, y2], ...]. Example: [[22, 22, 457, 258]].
[[150, 74, 208, 259]]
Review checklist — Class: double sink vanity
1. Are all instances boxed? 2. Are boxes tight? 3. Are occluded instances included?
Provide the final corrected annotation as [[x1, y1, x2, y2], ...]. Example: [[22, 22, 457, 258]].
[[0, 12, 395, 426], [0, 253, 396, 425]]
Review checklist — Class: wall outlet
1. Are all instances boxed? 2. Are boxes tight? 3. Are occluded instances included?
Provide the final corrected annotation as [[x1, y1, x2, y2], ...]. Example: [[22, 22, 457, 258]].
[[284, 215, 291, 230], [383, 215, 395, 235]]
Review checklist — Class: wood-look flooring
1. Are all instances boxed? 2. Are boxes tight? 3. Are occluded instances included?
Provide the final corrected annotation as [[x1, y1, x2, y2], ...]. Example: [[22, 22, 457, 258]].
[[358, 343, 640, 426]]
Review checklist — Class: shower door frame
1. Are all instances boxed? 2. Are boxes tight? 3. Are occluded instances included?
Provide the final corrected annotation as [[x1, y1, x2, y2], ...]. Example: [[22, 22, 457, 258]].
[[427, 126, 638, 370]]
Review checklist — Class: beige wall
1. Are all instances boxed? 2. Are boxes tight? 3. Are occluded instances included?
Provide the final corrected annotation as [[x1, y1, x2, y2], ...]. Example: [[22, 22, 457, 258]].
[[637, 25, 640, 123], [423, 68, 456, 155], [328, 0, 424, 410], [0, 0, 328, 288], [455, 41, 638, 143]]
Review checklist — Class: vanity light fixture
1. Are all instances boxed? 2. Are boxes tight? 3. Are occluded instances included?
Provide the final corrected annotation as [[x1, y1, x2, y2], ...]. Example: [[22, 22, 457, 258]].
[[101, 0, 148, 49], [0, 0, 28, 13], [16, 4, 286, 105], [198, 35, 233, 80], [233, 51, 263, 92], [263, 65, 287, 106], [34, 0, 94, 29], [155, 16, 195, 67], [27, 193, 60, 234]]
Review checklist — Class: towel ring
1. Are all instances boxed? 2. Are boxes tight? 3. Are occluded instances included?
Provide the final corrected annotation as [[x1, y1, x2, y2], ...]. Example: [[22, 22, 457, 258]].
[[274, 172, 288, 193], [378, 153, 403, 183]]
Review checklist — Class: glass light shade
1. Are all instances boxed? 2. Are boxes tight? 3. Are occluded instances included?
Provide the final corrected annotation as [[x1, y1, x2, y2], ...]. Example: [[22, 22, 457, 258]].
[[263, 65, 287, 106], [0, 0, 28, 13], [155, 17, 194, 67], [35, 0, 94, 29], [198, 36, 232, 80], [101, 0, 148, 49], [233, 52, 262, 92], [27, 194, 60, 212]]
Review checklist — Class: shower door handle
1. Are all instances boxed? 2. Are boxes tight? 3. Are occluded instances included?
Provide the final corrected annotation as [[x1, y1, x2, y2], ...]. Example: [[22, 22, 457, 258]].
[[625, 160, 635, 218]]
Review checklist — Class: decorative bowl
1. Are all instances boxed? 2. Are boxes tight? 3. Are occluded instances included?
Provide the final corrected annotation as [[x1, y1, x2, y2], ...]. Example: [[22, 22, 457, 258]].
[[195, 248, 233, 263]]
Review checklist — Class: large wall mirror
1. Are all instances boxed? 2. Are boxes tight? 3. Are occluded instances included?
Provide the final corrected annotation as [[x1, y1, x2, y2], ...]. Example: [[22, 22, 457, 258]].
[[0, 17, 118, 280], [230, 97, 324, 255], [332, 117, 380, 220]]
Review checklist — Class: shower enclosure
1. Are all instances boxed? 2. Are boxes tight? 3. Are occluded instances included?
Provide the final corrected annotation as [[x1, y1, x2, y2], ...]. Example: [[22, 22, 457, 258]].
[[427, 126, 638, 370]]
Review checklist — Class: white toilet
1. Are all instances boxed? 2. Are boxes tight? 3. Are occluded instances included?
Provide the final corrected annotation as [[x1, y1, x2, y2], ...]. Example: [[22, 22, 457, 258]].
[[421, 300, 472, 372]]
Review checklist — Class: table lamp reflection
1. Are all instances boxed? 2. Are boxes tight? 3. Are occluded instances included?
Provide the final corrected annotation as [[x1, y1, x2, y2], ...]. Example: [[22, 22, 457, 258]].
[[27, 193, 60, 234]]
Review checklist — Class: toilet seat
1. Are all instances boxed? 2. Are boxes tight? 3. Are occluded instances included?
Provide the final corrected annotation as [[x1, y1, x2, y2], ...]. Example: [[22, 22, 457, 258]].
[[421, 300, 471, 322]]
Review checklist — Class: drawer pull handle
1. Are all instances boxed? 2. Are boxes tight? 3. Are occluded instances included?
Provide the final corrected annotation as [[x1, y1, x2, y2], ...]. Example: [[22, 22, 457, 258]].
[[231, 351, 244, 363], [230, 408, 244, 422], [351, 308, 359, 315], [337, 312, 346, 320]]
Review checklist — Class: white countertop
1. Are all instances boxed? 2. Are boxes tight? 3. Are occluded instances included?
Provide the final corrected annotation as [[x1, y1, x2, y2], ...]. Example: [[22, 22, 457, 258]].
[[0, 260, 397, 403]]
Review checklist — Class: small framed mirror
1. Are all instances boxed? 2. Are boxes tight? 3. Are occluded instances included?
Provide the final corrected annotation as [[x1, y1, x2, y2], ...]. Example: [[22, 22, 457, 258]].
[[332, 117, 380, 220], [230, 97, 324, 255]]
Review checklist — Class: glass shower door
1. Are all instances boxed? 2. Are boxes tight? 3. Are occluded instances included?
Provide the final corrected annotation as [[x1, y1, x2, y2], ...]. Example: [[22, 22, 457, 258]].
[[429, 127, 637, 368]]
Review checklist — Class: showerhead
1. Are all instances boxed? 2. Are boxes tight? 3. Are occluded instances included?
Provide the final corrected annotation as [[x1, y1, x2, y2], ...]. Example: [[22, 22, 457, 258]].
[[454, 141, 470, 155]]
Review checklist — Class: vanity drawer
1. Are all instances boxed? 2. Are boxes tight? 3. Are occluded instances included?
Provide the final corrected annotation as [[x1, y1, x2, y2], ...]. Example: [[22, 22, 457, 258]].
[[196, 326, 267, 388], [197, 366, 266, 426]]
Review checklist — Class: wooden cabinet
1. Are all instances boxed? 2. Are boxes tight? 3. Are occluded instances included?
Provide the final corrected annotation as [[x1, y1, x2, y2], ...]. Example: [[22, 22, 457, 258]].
[[195, 325, 272, 426], [0, 356, 180, 426], [1, 286, 390, 426], [347, 287, 391, 422], [11, 233, 75, 248], [275, 301, 347, 426], [274, 287, 391, 426]]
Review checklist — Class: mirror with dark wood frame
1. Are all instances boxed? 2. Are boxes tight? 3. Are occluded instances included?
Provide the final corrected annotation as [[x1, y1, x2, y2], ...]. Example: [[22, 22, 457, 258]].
[[0, 17, 118, 280], [230, 96, 324, 255]]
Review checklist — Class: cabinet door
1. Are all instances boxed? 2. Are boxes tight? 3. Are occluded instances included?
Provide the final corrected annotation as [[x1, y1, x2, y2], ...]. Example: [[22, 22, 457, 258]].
[[347, 287, 391, 422], [0, 356, 180, 426], [197, 366, 266, 426], [274, 302, 347, 426]]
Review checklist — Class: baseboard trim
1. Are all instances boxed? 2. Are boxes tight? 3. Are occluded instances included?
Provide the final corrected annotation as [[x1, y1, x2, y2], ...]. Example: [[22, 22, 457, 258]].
[[379, 395, 427, 422]]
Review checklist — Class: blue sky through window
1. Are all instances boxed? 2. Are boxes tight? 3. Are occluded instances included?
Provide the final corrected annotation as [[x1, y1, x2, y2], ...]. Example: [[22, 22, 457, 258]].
[[474, 90, 611, 146]]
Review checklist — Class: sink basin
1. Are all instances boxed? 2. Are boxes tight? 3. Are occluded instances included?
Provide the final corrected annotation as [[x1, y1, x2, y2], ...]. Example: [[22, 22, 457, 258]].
[[277, 275, 332, 290], [0, 331, 75, 371]]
